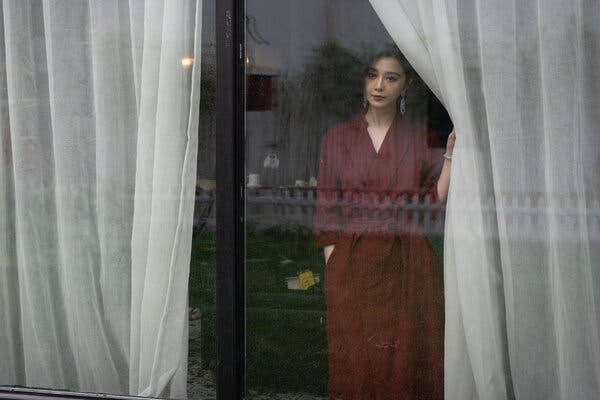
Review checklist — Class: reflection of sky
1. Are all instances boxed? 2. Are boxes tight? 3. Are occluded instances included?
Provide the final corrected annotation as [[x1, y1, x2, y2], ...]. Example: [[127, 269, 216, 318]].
[[200, 0, 395, 74], [246, 0, 392, 75]]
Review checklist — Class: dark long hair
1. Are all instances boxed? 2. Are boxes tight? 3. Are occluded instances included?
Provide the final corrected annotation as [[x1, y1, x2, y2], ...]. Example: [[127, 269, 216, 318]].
[[364, 46, 428, 121]]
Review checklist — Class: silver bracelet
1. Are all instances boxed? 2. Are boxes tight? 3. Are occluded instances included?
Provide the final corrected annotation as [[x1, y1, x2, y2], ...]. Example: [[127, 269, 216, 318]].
[[443, 153, 453, 161]]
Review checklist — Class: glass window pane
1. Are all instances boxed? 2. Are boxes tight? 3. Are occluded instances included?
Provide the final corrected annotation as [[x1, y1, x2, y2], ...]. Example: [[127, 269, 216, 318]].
[[246, 1, 600, 400], [0, 1, 215, 398], [245, 1, 451, 398], [189, 2, 217, 399]]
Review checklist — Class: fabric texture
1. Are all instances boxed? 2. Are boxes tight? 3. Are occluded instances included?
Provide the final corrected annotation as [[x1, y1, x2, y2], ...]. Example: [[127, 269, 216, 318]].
[[0, 1, 202, 397], [369, 1, 600, 399], [314, 113, 444, 400]]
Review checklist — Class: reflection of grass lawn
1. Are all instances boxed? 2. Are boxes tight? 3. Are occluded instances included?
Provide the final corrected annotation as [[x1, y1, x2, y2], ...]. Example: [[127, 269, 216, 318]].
[[188, 228, 444, 396], [246, 229, 327, 395], [188, 228, 328, 395], [187, 229, 216, 393]]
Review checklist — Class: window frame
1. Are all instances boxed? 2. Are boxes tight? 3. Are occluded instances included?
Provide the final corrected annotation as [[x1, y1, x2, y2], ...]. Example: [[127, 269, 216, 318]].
[[0, 1, 247, 399], [215, 0, 247, 399], [0, 387, 156, 400]]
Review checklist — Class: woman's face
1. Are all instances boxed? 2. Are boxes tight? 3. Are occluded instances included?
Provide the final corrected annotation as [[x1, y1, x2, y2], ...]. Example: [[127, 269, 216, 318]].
[[364, 57, 407, 111]]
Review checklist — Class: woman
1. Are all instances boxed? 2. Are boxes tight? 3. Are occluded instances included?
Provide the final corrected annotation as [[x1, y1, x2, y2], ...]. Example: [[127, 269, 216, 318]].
[[313, 48, 455, 400]]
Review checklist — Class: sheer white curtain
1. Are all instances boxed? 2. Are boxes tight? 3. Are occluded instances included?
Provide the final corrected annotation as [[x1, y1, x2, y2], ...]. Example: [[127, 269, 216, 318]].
[[0, 1, 202, 397], [370, 1, 600, 399]]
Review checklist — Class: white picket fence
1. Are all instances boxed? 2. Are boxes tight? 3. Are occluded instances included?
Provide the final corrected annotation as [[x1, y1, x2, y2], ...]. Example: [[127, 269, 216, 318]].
[[194, 187, 446, 235], [194, 187, 600, 241], [243, 187, 447, 236]]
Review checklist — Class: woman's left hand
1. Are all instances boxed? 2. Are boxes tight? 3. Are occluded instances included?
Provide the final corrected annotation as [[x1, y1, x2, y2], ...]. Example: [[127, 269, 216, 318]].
[[446, 129, 456, 157]]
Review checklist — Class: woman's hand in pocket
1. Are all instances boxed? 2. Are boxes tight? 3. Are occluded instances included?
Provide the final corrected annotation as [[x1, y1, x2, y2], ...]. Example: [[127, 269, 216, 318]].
[[324, 244, 336, 265]]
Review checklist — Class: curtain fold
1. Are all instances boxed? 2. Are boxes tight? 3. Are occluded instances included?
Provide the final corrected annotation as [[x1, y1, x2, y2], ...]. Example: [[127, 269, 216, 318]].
[[129, 1, 201, 397], [370, 1, 600, 399], [0, 1, 201, 397]]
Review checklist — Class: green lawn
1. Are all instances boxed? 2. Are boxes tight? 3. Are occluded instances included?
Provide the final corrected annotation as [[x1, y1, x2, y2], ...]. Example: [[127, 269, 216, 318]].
[[188, 228, 328, 395], [187, 227, 444, 396]]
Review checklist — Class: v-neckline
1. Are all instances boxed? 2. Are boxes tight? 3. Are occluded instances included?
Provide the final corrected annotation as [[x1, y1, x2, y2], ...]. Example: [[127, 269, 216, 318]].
[[363, 114, 396, 155]]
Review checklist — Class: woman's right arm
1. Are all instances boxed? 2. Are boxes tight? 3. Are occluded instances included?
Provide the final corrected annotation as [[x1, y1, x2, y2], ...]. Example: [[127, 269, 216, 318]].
[[437, 129, 455, 202]]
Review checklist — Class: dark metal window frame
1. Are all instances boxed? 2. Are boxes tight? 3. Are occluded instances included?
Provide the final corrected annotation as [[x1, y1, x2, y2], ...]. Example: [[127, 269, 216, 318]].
[[0, 388, 156, 400], [0, 1, 246, 399], [215, 0, 246, 399]]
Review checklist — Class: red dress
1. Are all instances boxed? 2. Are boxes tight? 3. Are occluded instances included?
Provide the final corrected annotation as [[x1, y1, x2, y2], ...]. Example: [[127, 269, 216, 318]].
[[314, 113, 444, 400]]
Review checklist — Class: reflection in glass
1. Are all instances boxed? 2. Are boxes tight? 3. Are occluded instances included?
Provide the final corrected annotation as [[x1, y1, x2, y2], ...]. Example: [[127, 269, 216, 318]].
[[245, 2, 451, 399]]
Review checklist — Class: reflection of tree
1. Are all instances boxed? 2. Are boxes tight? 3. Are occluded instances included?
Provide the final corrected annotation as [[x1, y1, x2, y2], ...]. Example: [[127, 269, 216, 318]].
[[256, 41, 368, 186], [301, 41, 366, 120], [199, 49, 216, 114], [196, 44, 216, 181]]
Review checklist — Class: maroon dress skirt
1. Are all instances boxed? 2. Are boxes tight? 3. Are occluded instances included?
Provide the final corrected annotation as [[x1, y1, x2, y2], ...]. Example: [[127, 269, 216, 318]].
[[314, 113, 444, 400]]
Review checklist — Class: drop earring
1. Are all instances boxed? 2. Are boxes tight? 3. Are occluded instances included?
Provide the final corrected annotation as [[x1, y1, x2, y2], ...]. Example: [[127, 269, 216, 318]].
[[363, 95, 368, 109], [400, 79, 412, 116]]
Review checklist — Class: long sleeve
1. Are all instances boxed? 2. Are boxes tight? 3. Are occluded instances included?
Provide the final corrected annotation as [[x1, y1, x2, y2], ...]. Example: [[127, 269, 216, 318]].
[[313, 130, 343, 249]]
